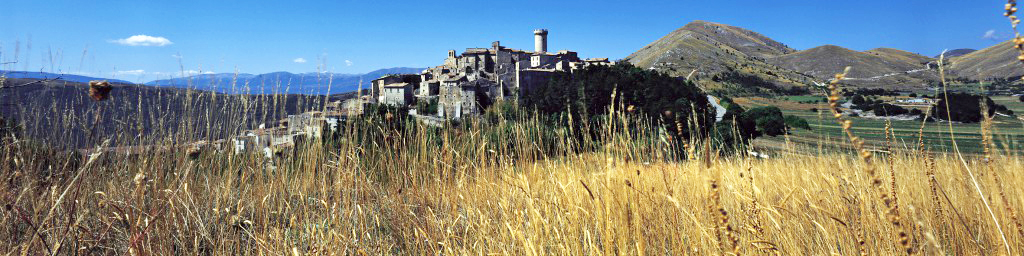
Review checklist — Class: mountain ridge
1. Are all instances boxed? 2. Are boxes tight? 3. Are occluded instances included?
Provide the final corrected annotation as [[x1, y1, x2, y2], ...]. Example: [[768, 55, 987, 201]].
[[1, 70, 134, 84], [624, 21, 814, 95], [947, 41, 1023, 80], [143, 67, 425, 94], [768, 44, 936, 84], [626, 20, 947, 91]]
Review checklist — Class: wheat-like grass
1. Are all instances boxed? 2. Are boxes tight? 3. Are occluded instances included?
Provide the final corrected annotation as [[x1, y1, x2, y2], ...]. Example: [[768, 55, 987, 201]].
[[1, 5, 1023, 254], [826, 67, 912, 254]]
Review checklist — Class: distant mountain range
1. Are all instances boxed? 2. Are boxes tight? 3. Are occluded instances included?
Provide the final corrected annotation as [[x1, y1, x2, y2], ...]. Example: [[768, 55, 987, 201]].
[[3, 68, 424, 95], [625, 20, 1020, 92], [1, 70, 134, 84], [144, 67, 425, 94], [7, 22, 1021, 96]]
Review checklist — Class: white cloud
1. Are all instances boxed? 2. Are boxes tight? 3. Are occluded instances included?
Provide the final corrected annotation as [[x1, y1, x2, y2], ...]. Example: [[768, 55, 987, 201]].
[[182, 70, 215, 75], [293, 58, 307, 63], [110, 35, 173, 46], [345, 60, 353, 66], [982, 29, 1000, 40], [114, 70, 146, 76], [171, 54, 183, 59]]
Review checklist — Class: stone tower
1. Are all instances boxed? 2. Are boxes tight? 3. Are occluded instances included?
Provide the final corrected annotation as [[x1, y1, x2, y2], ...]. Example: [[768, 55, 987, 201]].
[[534, 29, 548, 53]]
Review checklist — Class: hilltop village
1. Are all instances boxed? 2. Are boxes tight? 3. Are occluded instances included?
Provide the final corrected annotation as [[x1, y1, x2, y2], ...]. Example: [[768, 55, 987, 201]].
[[227, 29, 614, 157], [368, 29, 613, 118]]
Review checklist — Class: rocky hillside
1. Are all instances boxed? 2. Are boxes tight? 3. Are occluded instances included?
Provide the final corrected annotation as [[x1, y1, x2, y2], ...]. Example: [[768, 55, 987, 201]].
[[768, 45, 938, 88], [624, 21, 815, 95], [936, 48, 977, 58], [866, 48, 934, 65], [947, 40, 1024, 80], [626, 20, 949, 92]]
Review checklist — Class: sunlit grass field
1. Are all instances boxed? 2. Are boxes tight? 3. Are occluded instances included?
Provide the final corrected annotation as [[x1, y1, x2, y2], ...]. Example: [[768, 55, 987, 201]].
[[2, 83, 1023, 255]]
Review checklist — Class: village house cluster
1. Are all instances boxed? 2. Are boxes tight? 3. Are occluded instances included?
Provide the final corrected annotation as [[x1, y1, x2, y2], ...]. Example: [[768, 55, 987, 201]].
[[368, 29, 614, 119], [230, 101, 347, 157], [224, 29, 614, 157]]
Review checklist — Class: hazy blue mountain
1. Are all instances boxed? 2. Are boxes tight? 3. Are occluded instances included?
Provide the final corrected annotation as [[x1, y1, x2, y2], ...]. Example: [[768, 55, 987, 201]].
[[144, 67, 425, 94], [1, 70, 134, 84]]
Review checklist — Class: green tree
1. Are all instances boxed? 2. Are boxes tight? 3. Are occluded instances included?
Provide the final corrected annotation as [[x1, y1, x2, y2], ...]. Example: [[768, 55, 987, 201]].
[[851, 94, 866, 105], [524, 63, 715, 140], [934, 92, 1009, 123], [738, 106, 786, 137], [872, 103, 909, 116], [416, 98, 439, 115], [784, 115, 811, 130]]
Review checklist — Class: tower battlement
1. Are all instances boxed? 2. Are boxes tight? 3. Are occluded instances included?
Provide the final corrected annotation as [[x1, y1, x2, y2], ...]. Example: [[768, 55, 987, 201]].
[[534, 29, 548, 53]]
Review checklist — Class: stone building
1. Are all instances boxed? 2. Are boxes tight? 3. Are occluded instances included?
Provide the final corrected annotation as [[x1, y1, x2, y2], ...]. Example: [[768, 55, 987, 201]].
[[371, 74, 421, 106], [380, 83, 414, 106], [368, 29, 614, 120]]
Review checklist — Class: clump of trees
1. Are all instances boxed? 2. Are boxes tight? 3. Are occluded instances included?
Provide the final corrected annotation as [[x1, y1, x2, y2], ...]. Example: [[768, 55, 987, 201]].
[[871, 103, 909, 116], [849, 93, 911, 117], [712, 69, 808, 96], [784, 114, 812, 130], [522, 63, 816, 156], [524, 63, 716, 140], [933, 92, 1014, 123], [715, 97, 810, 147]]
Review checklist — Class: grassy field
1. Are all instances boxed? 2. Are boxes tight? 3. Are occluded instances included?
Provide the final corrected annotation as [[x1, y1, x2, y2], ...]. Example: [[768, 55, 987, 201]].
[[2, 85, 1024, 255], [737, 95, 1024, 156], [779, 95, 828, 103]]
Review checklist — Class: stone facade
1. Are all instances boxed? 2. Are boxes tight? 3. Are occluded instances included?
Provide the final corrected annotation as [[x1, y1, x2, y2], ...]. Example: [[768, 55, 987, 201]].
[[368, 29, 614, 120]]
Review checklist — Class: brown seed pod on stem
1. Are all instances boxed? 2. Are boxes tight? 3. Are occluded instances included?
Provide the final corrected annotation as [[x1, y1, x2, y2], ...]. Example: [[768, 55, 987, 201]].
[[89, 80, 112, 101]]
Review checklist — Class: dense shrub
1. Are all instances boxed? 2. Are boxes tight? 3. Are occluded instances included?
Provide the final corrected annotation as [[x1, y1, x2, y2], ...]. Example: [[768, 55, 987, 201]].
[[872, 103, 909, 116], [851, 95, 867, 105], [523, 63, 715, 142], [416, 98, 439, 115], [714, 69, 804, 95], [909, 108, 923, 116], [784, 115, 811, 130], [933, 92, 1011, 123], [738, 106, 786, 137]]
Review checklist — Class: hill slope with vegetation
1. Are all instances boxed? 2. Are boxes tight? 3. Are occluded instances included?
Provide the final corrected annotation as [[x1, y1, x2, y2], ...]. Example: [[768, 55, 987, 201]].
[[623, 21, 816, 95], [768, 45, 938, 89], [948, 40, 1024, 80]]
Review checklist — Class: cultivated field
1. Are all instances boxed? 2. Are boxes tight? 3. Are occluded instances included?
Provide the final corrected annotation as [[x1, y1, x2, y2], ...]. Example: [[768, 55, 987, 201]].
[[739, 95, 1024, 156]]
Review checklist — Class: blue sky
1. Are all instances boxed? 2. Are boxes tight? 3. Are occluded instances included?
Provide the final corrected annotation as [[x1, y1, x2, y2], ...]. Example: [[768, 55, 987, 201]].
[[0, 0, 1015, 82]]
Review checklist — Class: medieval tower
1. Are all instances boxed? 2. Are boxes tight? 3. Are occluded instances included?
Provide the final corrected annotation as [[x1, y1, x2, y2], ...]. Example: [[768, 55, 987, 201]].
[[534, 29, 548, 53]]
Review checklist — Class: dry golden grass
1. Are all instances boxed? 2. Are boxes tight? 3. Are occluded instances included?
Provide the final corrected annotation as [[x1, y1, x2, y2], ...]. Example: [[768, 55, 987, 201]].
[[2, 102, 1023, 255], [3, 3, 1024, 252]]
